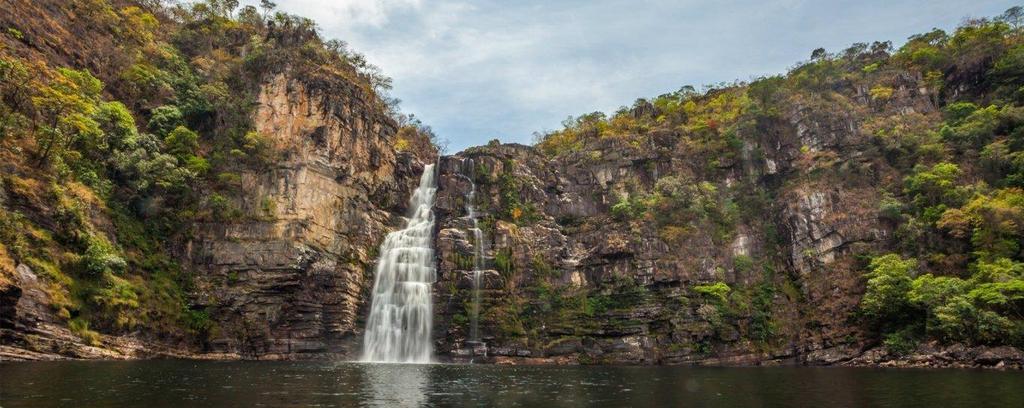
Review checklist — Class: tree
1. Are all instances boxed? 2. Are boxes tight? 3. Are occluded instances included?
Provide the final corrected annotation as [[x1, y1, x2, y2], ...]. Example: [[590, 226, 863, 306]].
[[903, 162, 967, 219], [163, 125, 199, 159], [1000, 6, 1024, 29], [259, 0, 276, 18], [223, 0, 239, 17], [0, 57, 33, 141], [237, 5, 261, 26], [860, 254, 918, 324], [957, 188, 1024, 260], [147, 105, 184, 137], [95, 102, 137, 151], [810, 47, 828, 61], [119, 6, 159, 45], [32, 68, 103, 166]]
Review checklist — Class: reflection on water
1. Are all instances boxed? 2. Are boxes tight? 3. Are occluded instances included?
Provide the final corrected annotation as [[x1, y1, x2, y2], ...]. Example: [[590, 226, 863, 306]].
[[363, 363, 428, 407], [1, 360, 1022, 407]]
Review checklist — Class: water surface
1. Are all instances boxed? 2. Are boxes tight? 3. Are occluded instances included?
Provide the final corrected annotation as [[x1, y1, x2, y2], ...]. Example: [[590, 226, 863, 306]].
[[1, 360, 1021, 407]]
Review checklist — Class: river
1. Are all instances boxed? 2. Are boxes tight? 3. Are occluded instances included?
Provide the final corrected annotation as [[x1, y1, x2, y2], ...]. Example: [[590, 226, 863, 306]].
[[1, 361, 1022, 407]]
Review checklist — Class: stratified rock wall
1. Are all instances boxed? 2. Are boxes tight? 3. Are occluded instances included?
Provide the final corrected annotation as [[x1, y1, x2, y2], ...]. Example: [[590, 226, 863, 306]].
[[187, 72, 435, 359], [428, 74, 944, 366]]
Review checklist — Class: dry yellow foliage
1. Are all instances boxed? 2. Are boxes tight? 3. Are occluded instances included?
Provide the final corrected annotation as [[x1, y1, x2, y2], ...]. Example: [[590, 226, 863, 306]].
[[0, 243, 15, 288]]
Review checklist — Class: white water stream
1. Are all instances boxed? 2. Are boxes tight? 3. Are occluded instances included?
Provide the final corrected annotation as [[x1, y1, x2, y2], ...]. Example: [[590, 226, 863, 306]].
[[362, 164, 437, 363], [461, 159, 485, 343]]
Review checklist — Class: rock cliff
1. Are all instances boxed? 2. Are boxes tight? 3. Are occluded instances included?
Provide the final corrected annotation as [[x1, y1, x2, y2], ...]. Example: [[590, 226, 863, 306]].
[[0, 0, 437, 360], [0, 68, 436, 360], [185, 72, 436, 358], [426, 71, 985, 366], [3, 1, 1023, 369]]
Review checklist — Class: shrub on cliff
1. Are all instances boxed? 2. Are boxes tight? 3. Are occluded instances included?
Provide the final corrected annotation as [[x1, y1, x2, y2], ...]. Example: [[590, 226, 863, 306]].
[[861, 254, 919, 325], [862, 253, 1024, 346]]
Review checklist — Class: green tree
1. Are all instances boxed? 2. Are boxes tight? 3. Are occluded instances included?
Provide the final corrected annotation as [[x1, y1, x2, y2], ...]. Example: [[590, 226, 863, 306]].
[[95, 102, 137, 152], [960, 189, 1024, 260], [147, 105, 184, 137], [0, 57, 33, 141], [860, 254, 918, 325], [903, 162, 966, 220], [32, 68, 103, 166], [163, 125, 199, 159]]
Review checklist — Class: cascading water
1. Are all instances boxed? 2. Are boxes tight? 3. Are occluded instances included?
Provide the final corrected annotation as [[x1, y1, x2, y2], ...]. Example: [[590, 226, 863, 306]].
[[460, 159, 486, 343], [361, 164, 437, 363]]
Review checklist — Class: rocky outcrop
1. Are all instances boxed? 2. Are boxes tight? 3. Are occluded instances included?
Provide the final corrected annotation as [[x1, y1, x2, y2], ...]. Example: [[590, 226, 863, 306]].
[[0, 264, 206, 361], [846, 342, 1024, 369], [430, 143, 802, 365], [185, 72, 436, 359]]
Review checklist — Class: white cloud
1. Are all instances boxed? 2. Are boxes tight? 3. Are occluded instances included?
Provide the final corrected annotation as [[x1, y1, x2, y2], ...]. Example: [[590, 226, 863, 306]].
[[251, 0, 1020, 151], [243, 0, 422, 28]]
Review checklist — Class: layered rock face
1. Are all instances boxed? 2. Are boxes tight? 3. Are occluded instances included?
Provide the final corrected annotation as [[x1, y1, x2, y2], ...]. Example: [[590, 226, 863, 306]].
[[428, 75, 940, 365], [187, 73, 435, 358]]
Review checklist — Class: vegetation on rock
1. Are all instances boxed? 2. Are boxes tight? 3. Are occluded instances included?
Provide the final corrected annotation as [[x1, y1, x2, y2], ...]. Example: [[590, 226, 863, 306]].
[[506, 6, 1024, 357], [0, 0, 427, 349]]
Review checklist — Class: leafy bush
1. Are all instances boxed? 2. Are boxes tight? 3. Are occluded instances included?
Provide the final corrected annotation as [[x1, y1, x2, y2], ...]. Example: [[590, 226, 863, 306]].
[[869, 85, 894, 100], [148, 105, 184, 136], [860, 254, 917, 325], [693, 282, 732, 303], [733, 255, 754, 273], [903, 162, 968, 221], [864, 253, 1024, 346], [748, 283, 777, 343], [81, 235, 127, 278], [90, 273, 142, 329], [610, 193, 649, 220], [883, 327, 920, 356]]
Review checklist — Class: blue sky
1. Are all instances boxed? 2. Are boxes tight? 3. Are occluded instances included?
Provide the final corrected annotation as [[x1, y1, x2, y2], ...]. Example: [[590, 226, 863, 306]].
[[241, 1, 1019, 152]]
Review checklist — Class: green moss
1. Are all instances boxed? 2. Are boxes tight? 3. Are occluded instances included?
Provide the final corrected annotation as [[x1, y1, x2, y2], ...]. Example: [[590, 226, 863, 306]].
[[458, 253, 476, 271], [260, 197, 277, 219]]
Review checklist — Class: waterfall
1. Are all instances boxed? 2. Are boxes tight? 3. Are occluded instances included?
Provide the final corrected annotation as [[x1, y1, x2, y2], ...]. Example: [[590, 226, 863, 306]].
[[461, 159, 486, 343], [362, 164, 437, 363]]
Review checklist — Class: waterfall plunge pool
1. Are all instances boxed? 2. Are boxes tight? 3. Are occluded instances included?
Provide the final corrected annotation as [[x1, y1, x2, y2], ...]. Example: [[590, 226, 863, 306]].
[[1, 360, 1022, 407]]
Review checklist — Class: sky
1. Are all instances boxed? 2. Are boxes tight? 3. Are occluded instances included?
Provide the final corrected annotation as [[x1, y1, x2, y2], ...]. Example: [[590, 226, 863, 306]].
[[239, 0, 1019, 153]]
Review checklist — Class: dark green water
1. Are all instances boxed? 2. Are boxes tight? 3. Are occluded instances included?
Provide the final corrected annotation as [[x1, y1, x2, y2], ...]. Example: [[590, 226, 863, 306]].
[[0, 361, 1022, 407]]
